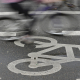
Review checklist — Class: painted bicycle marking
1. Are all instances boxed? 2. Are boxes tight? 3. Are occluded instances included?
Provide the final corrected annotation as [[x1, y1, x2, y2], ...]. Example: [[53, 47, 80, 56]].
[[7, 36, 80, 76]]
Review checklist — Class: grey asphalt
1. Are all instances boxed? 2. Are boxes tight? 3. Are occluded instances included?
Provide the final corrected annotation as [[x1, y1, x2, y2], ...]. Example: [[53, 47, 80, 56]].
[[0, 34, 80, 80], [0, 1, 80, 80]]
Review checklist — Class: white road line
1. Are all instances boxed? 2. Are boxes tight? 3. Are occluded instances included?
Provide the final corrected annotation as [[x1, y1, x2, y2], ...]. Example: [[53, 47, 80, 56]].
[[0, 31, 28, 36], [1, 11, 80, 15], [0, 32, 16, 36], [0, 31, 80, 36], [29, 11, 80, 14], [76, 79, 80, 80], [0, 12, 17, 15], [62, 31, 80, 36]]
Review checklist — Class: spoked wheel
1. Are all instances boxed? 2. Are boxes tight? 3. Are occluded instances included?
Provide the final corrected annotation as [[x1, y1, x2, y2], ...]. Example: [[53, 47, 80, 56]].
[[0, 17, 28, 40], [40, 13, 79, 36]]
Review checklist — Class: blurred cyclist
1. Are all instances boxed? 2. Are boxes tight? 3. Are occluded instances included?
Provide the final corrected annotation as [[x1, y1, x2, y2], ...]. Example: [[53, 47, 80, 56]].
[[1, 0, 62, 43]]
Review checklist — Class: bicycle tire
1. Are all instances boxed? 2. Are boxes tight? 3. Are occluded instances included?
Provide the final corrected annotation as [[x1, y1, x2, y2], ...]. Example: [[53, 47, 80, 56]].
[[40, 13, 79, 35], [7, 58, 61, 76], [0, 17, 28, 40]]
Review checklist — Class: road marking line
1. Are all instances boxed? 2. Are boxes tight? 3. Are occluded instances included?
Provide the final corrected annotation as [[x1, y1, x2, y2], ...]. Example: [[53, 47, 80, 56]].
[[0, 12, 17, 15], [29, 11, 80, 14], [62, 31, 80, 36], [0, 32, 16, 36], [0, 31, 80, 36], [0, 31, 28, 36], [0, 11, 80, 15], [76, 79, 80, 80]]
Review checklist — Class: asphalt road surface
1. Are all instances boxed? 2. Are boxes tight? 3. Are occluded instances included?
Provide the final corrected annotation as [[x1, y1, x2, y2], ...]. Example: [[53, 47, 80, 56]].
[[0, 33, 80, 80], [0, 1, 80, 80]]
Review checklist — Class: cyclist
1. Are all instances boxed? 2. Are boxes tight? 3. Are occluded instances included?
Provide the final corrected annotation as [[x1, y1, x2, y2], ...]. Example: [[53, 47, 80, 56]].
[[1, 0, 62, 43]]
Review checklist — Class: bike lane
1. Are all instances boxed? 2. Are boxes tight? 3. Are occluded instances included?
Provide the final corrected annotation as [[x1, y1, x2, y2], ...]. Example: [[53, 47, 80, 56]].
[[0, 35, 79, 80], [0, 1, 80, 80]]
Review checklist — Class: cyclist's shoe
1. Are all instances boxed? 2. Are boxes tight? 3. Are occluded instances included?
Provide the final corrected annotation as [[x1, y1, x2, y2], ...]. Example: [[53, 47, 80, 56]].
[[19, 35, 34, 44]]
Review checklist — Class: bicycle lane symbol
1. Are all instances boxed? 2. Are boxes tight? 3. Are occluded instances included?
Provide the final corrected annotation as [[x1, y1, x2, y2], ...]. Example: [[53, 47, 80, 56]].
[[7, 36, 80, 76]]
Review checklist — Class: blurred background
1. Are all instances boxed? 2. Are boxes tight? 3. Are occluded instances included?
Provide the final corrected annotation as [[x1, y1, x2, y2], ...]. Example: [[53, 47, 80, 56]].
[[0, 0, 80, 36]]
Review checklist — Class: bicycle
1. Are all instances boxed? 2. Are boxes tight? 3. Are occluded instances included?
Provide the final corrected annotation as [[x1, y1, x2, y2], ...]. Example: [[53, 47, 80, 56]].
[[7, 36, 80, 76], [0, 0, 79, 40]]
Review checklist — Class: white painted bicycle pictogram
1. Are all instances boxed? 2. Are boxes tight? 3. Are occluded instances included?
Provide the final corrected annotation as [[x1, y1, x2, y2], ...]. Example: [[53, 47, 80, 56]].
[[7, 36, 80, 76]]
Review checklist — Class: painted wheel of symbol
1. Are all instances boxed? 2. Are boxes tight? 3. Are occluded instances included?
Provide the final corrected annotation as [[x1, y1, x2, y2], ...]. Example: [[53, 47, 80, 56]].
[[14, 36, 58, 48], [7, 58, 61, 76]]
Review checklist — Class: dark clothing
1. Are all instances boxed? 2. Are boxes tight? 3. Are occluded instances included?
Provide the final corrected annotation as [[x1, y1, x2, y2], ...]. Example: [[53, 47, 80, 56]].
[[9, 2, 32, 18]]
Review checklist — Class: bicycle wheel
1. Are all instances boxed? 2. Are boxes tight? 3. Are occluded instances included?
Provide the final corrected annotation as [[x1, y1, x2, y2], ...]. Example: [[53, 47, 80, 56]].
[[0, 17, 28, 40], [7, 58, 61, 76], [40, 13, 79, 35]]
